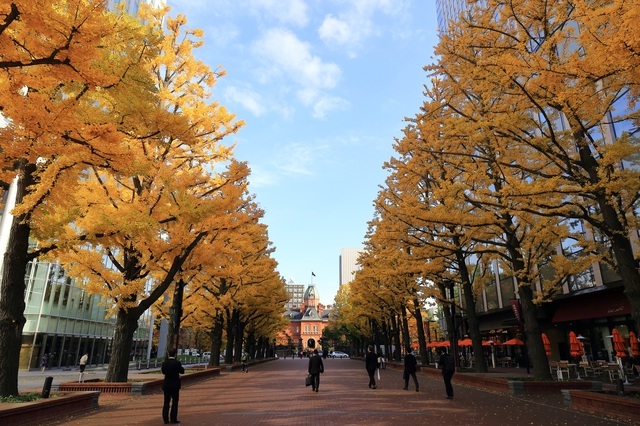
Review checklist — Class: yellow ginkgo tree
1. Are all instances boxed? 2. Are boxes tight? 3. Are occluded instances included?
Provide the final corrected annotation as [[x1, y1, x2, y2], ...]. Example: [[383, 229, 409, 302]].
[[32, 10, 247, 383], [0, 0, 161, 396]]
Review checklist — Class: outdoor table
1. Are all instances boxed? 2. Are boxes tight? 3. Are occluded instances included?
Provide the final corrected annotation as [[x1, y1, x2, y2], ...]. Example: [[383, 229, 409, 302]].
[[499, 357, 512, 367]]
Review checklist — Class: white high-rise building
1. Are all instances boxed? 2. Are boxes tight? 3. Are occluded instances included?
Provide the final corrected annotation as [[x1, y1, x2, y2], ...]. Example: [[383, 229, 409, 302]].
[[339, 248, 362, 287]]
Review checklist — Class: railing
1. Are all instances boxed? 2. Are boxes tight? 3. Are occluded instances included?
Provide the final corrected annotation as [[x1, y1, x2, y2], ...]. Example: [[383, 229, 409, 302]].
[[131, 355, 207, 370]]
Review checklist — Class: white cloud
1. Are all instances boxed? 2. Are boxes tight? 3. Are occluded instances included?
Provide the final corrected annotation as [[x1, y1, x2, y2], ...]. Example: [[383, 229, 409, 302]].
[[224, 86, 267, 117], [203, 22, 241, 48], [318, 0, 410, 51], [251, 0, 309, 27], [252, 28, 341, 90], [311, 96, 350, 119], [273, 141, 328, 176], [318, 15, 352, 46], [251, 28, 344, 117], [244, 141, 329, 188], [246, 163, 279, 188]]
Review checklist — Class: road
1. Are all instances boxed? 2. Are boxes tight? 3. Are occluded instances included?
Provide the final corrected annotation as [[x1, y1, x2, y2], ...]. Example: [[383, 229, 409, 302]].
[[30, 357, 631, 425]]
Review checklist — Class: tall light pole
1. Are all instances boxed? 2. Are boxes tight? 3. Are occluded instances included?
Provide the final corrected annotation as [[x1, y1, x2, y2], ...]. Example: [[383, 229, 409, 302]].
[[447, 280, 458, 368]]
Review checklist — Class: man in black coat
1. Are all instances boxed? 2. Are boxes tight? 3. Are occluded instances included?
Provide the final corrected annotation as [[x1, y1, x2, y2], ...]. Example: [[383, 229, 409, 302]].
[[365, 345, 379, 389], [308, 349, 325, 392], [162, 348, 185, 424], [403, 347, 419, 391], [439, 349, 455, 399]]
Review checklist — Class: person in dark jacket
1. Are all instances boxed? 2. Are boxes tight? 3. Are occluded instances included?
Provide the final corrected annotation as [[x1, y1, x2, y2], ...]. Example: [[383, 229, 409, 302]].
[[308, 349, 325, 392], [162, 348, 185, 424], [365, 345, 379, 389], [439, 349, 455, 399], [403, 348, 419, 391]]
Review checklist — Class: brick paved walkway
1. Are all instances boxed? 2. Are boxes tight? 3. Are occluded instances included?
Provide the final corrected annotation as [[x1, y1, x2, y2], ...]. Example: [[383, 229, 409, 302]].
[[49, 358, 629, 425]]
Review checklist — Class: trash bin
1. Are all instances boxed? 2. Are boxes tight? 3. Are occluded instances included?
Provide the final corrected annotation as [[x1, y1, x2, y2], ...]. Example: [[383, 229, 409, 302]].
[[41, 376, 53, 398]]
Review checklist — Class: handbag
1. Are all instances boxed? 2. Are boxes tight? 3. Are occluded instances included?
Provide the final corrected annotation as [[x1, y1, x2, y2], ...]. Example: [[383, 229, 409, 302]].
[[305, 374, 312, 387]]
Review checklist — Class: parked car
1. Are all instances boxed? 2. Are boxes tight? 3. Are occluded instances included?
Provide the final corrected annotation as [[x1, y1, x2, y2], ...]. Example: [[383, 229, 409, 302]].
[[202, 352, 211, 360], [331, 351, 349, 358]]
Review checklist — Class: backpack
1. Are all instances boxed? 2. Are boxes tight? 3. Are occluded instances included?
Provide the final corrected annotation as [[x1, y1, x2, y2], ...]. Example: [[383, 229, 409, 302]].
[[443, 353, 455, 372]]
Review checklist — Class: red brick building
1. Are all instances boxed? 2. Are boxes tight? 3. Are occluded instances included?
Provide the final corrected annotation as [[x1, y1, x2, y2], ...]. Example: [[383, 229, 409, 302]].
[[280, 284, 332, 355]]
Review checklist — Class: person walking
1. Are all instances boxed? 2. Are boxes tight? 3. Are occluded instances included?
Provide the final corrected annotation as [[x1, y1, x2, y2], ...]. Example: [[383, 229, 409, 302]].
[[241, 351, 249, 373], [78, 352, 88, 382], [403, 348, 419, 391], [308, 349, 324, 392], [377, 350, 386, 369], [40, 353, 48, 374], [162, 348, 185, 424], [439, 349, 455, 399], [365, 345, 379, 389]]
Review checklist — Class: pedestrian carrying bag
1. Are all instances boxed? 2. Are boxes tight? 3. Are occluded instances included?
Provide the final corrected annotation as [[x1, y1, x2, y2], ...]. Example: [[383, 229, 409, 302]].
[[305, 374, 312, 386]]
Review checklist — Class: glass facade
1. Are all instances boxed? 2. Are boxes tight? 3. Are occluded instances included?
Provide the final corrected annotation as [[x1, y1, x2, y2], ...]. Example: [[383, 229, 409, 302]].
[[435, 0, 467, 33], [107, 0, 166, 15], [19, 259, 152, 370]]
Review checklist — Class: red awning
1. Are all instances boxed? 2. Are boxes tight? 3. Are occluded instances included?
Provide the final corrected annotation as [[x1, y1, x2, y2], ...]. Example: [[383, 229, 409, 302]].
[[552, 290, 631, 323]]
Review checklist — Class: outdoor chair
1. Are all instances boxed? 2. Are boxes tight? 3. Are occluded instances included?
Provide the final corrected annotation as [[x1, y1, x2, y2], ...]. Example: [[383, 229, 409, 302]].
[[579, 361, 593, 377], [557, 361, 571, 381], [592, 360, 606, 376], [623, 366, 635, 383], [606, 364, 621, 382]]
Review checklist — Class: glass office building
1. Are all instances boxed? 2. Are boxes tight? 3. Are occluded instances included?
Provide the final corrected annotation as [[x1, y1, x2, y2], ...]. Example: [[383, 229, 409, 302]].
[[435, 0, 468, 32], [20, 259, 153, 370]]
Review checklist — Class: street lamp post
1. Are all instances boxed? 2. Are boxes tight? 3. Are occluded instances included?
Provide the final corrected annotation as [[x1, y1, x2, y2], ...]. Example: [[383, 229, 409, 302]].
[[168, 280, 186, 356], [447, 280, 458, 368], [424, 319, 437, 364]]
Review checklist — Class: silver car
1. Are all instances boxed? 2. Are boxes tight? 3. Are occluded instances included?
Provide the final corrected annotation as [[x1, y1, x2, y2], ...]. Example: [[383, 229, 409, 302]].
[[331, 351, 349, 358]]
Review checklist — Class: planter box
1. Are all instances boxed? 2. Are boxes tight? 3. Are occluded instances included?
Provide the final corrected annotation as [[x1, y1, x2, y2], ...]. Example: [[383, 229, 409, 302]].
[[225, 357, 276, 372], [563, 389, 640, 423], [56, 382, 133, 393], [510, 380, 601, 395], [415, 365, 601, 395], [56, 366, 221, 395], [0, 391, 99, 426]]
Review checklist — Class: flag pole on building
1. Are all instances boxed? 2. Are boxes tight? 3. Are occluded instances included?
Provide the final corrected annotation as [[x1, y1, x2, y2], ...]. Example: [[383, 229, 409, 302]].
[[311, 271, 316, 285]]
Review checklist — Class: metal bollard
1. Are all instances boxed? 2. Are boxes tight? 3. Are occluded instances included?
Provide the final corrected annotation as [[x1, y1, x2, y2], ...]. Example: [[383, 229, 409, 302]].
[[41, 376, 53, 399]]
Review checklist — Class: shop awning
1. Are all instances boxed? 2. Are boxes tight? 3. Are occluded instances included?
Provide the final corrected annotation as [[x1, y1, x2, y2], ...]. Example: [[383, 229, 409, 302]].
[[552, 290, 631, 323]]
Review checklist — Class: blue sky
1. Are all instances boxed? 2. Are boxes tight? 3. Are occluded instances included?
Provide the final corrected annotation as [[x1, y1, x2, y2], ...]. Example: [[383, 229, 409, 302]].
[[167, 0, 439, 304]]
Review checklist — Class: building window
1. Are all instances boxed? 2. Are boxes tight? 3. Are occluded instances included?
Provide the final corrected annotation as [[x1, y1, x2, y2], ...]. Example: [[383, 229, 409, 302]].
[[568, 266, 596, 292], [499, 275, 515, 306]]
